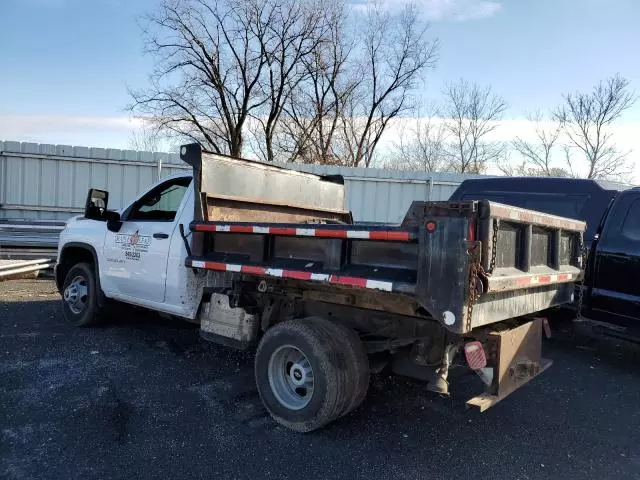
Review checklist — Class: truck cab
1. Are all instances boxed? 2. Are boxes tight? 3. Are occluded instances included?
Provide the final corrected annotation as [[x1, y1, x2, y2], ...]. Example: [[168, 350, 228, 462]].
[[55, 174, 199, 323], [585, 187, 640, 330]]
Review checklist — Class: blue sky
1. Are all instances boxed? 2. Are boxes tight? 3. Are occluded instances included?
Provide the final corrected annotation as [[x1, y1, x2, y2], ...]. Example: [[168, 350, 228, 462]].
[[1, 0, 639, 162]]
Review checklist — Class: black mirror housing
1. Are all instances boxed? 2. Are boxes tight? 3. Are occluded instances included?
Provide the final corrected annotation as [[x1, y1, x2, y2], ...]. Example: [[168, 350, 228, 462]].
[[105, 211, 122, 232], [85, 188, 121, 231], [85, 188, 109, 220]]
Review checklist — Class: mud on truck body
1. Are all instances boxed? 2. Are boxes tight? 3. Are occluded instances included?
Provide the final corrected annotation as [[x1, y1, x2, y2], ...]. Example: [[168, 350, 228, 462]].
[[55, 144, 585, 432]]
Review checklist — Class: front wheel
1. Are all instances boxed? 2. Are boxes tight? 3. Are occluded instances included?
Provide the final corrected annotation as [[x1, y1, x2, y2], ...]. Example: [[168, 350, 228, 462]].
[[61, 262, 102, 327], [255, 317, 369, 432]]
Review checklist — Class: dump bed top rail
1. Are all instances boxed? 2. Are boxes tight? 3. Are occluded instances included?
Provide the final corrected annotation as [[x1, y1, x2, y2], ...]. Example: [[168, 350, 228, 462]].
[[486, 202, 586, 232]]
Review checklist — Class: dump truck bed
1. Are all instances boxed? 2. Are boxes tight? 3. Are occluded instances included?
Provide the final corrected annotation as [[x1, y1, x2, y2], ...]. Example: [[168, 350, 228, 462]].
[[174, 144, 590, 418], [185, 200, 585, 334], [180, 145, 585, 334]]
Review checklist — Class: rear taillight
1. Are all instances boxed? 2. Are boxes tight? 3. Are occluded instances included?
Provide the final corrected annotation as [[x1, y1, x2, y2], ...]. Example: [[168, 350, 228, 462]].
[[425, 220, 437, 233], [464, 341, 487, 370], [468, 220, 476, 241]]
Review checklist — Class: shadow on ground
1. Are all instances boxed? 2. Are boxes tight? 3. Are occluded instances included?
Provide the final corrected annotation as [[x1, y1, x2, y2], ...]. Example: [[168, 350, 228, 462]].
[[2, 279, 640, 480]]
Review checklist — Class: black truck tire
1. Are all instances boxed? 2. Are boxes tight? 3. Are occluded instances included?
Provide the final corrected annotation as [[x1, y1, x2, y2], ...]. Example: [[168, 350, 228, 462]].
[[323, 319, 370, 417], [61, 262, 102, 327], [255, 317, 369, 432]]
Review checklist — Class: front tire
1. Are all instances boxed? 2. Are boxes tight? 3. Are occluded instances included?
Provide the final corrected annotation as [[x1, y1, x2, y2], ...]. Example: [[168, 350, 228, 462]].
[[255, 317, 369, 432], [61, 262, 102, 327]]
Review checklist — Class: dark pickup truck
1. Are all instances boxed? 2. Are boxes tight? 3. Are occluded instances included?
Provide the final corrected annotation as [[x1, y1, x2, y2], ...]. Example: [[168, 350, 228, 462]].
[[450, 177, 640, 337]]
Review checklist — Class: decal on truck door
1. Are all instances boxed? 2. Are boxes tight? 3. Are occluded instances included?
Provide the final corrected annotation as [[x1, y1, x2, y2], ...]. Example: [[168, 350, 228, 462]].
[[115, 230, 151, 261]]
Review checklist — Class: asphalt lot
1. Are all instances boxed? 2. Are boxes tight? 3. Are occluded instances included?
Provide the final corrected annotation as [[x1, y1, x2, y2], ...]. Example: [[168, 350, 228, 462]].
[[2, 278, 640, 480]]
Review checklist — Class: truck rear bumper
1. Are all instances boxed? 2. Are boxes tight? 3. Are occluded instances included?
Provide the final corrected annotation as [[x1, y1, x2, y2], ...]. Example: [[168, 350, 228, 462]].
[[466, 318, 550, 412]]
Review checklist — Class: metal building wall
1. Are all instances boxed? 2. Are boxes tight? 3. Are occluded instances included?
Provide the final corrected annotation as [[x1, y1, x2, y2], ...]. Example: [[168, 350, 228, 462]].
[[0, 141, 189, 220], [288, 163, 481, 224], [0, 141, 482, 223]]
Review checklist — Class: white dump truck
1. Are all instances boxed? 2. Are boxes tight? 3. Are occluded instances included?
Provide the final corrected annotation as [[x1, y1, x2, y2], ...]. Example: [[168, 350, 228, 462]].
[[55, 144, 585, 431]]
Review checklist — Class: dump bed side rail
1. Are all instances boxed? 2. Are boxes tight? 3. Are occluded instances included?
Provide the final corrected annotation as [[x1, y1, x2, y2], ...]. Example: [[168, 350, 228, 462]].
[[190, 221, 418, 241], [187, 221, 419, 294]]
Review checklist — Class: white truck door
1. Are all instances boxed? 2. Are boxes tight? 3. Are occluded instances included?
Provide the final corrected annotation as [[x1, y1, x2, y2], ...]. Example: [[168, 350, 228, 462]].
[[101, 177, 191, 303]]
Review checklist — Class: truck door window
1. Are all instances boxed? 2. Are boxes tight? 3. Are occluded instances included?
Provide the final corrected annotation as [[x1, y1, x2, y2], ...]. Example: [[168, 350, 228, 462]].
[[620, 199, 640, 241], [127, 177, 191, 222]]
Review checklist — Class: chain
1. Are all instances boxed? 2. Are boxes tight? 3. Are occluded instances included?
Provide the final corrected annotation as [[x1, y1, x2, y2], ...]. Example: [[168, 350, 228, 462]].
[[575, 234, 587, 321], [487, 219, 499, 275], [465, 244, 482, 332], [464, 219, 498, 331]]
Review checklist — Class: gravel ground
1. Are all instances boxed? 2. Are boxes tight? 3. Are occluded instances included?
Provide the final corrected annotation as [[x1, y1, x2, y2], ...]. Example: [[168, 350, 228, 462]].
[[2, 278, 640, 480]]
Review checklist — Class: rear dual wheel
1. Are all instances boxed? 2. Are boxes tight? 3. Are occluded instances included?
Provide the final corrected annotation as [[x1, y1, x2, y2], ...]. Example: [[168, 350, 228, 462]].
[[255, 317, 369, 432]]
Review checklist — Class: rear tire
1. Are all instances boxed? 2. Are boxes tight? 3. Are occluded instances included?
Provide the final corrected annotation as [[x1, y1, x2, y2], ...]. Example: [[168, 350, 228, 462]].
[[255, 317, 369, 432], [324, 320, 370, 417], [61, 262, 102, 327]]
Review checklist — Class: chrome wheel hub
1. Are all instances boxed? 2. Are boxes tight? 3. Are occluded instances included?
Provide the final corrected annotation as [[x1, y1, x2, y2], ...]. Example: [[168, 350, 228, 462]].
[[63, 275, 88, 314], [268, 345, 315, 410]]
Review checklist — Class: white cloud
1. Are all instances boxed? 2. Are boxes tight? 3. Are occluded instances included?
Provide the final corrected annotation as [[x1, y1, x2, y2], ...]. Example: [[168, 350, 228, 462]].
[[2, 113, 637, 180], [351, 0, 502, 21], [0, 114, 144, 150], [0, 114, 142, 131], [375, 116, 640, 180], [419, 0, 502, 21]]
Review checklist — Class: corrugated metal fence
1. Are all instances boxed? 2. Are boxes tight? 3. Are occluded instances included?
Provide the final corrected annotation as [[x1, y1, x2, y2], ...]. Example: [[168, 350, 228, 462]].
[[0, 140, 482, 224], [290, 164, 480, 223], [0, 141, 189, 221]]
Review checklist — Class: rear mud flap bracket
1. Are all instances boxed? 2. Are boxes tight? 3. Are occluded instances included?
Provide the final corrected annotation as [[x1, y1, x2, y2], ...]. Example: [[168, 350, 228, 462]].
[[466, 318, 551, 412]]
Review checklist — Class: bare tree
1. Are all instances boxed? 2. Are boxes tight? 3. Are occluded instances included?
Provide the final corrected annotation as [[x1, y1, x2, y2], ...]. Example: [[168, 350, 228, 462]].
[[497, 158, 571, 178], [385, 113, 448, 172], [338, 3, 438, 167], [130, 0, 325, 160], [128, 125, 162, 153], [129, 0, 266, 157], [251, 0, 329, 162], [555, 74, 636, 179], [275, 0, 356, 164], [442, 79, 507, 173], [131, 0, 436, 165], [511, 111, 562, 176]]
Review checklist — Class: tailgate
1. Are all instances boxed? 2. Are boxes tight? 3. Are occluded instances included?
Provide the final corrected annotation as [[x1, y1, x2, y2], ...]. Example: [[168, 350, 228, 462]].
[[468, 201, 586, 331], [479, 202, 585, 292]]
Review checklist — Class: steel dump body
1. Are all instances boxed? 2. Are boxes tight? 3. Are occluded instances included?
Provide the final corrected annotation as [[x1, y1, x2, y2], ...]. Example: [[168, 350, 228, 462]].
[[180, 145, 586, 335]]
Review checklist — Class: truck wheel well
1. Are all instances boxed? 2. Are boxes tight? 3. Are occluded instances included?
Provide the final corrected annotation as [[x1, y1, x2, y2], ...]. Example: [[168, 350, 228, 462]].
[[56, 244, 103, 304]]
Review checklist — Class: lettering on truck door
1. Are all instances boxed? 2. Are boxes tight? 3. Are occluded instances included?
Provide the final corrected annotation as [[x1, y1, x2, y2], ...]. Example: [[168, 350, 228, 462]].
[[101, 177, 191, 303]]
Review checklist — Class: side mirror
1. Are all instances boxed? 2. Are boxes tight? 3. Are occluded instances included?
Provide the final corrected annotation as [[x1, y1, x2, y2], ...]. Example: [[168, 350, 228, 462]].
[[105, 211, 122, 232], [84, 188, 109, 220]]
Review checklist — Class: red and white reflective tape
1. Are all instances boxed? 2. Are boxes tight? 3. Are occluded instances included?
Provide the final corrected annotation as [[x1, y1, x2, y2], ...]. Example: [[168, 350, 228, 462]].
[[187, 259, 394, 292], [515, 273, 573, 286], [192, 223, 413, 241]]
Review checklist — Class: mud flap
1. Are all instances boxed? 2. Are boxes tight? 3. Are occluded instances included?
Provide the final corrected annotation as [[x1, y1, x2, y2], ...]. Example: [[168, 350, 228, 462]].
[[466, 318, 552, 412]]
